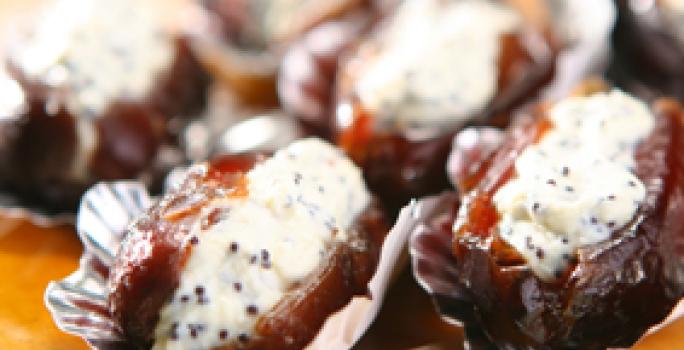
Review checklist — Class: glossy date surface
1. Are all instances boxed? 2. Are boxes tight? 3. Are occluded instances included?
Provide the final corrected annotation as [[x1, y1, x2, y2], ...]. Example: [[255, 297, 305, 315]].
[[108, 154, 389, 349], [336, 31, 555, 217], [611, 0, 684, 102], [445, 100, 684, 349], [0, 38, 208, 211]]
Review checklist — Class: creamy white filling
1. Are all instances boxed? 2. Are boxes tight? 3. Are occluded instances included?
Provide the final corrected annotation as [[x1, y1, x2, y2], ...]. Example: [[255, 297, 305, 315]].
[[490, 90, 654, 280], [10, 0, 174, 117], [152, 138, 370, 350], [353, 0, 521, 132]]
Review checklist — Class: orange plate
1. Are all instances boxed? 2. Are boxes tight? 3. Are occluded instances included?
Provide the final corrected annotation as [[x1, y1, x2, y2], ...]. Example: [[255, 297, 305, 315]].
[[0, 215, 682, 349], [0, 217, 87, 350]]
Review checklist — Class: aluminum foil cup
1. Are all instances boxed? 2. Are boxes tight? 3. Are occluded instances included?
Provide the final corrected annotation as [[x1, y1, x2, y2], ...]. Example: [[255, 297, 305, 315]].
[[44, 178, 435, 349], [409, 193, 684, 350]]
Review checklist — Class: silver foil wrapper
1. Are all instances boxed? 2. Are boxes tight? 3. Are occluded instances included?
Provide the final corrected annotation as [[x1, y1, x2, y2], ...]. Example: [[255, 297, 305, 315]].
[[44, 179, 433, 349]]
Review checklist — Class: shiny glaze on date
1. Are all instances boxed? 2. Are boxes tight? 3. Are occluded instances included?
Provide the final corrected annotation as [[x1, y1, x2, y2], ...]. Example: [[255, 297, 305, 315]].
[[108, 154, 260, 348], [108, 153, 389, 349], [0, 38, 208, 211], [611, 0, 684, 101], [337, 32, 555, 217], [448, 99, 684, 349]]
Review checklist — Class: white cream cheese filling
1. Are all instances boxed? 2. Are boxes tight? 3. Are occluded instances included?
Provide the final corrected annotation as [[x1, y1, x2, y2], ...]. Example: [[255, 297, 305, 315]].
[[152, 138, 371, 350], [353, 0, 521, 132], [10, 0, 174, 118], [489, 90, 654, 280]]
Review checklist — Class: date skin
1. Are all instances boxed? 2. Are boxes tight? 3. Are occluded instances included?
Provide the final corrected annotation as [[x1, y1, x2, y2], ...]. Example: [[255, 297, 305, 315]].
[[448, 98, 684, 349], [278, 14, 374, 139], [611, 0, 684, 102], [0, 37, 208, 211], [337, 29, 556, 217], [108, 153, 390, 349]]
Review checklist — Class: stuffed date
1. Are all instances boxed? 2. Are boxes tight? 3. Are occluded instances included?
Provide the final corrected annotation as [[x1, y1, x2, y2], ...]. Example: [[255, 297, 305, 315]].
[[335, 0, 556, 215], [108, 138, 389, 349], [438, 89, 684, 349], [0, 0, 209, 210]]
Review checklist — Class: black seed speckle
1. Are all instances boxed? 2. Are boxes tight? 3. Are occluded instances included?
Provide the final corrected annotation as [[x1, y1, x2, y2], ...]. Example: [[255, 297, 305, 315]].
[[561, 166, 570, 176], [180, 295, 190, 303], [294, 172, 302, 185], [233, 282, 242, 292], [195, 286, 205, 295], [590, 217, 598, 225], [318, 186, 325, 193], [238, 333, 250, 343], [261, 249, 270, 261], [246, 304, 259, 315], [170, 322, 179, 340], [229, 242, 239, 253], [249, 255, 258, 264], [190, 236, 199, 245], [561, 237, 569, 244], [607, 194, 616, 201], [219, 329, 229, 340], [628, 180, 636, 187], [536, 248, 545, 260], [565, 186, 574, 192], [547, 179, 557, 186], [188, 324, 205, 338], [525, 236, 534, 250], [607, 221, 616, 229], [532, 202, 540, 212]]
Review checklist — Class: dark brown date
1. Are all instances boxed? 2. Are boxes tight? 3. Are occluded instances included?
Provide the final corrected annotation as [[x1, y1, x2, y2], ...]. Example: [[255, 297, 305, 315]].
[[444, 97, 684, 349], [108, 153, 390, 349], [0, 37, 208, 211], [610, 0, 684, 102], [335, 22, 556, 217]]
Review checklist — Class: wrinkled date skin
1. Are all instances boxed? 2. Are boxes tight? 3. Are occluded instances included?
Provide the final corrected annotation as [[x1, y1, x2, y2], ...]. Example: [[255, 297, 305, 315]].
[[0, 38, 209, 211], [277, 14, 375, 138], [108, 154, 390, 350], [336, 28, 557, 217], [446, 99, 684, 349], [611, 0, 684, 101]]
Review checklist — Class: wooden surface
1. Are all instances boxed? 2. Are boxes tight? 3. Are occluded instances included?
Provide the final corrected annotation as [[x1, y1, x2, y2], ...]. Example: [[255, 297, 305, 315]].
[[0, 215, 682, 349]]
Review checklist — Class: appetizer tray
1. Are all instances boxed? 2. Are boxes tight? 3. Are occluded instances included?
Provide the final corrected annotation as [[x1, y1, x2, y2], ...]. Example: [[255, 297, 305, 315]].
[[1, 0, 683, 349]]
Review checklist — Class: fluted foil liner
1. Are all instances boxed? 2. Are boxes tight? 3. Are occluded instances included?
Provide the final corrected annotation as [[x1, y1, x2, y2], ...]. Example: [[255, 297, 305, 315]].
[[409, 193, 684, 350], [45, 179, 427, 349]]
